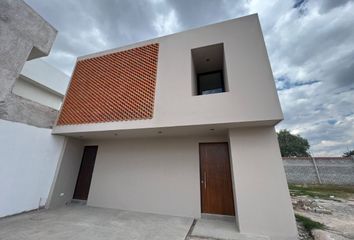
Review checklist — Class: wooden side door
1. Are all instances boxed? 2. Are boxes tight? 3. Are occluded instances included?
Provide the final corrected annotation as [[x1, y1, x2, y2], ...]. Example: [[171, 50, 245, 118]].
[[73, 146, 98, 200], [199, 142, 235, 215]]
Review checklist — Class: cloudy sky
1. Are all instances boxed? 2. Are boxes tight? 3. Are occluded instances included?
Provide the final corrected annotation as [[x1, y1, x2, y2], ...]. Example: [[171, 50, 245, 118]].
[[25, 0, 354, 156]]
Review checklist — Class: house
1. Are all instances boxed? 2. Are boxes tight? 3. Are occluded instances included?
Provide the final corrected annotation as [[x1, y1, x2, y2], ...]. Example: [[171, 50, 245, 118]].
[[12, 59, 69, 110], [0, 0, 68, 218], [48, 14, 297, 239]]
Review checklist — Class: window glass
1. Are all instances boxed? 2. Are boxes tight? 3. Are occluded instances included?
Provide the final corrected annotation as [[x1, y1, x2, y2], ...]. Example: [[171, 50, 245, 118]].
[[198, 71, 224, 95]]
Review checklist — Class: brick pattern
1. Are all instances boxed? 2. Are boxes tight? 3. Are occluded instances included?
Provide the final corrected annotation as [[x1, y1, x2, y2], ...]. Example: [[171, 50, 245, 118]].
[[57, 43, 159, 125]]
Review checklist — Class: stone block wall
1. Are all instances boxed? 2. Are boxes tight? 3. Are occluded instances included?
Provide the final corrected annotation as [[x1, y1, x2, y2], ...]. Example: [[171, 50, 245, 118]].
[[283, 157, 354, 185]]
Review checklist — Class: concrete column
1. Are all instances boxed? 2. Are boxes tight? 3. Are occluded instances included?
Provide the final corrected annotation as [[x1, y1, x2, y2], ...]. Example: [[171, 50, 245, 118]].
[[46, 138, 84, 209], [228, 126, 297, 240]]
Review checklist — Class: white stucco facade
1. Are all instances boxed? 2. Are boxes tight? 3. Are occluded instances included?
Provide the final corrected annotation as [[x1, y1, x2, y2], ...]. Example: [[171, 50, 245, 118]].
[[49, 14, 297, 240], [86, 136, 227, 218]]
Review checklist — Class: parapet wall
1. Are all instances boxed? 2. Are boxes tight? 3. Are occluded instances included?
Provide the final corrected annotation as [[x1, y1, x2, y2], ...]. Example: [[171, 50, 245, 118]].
[[283, 157, 354, 185]]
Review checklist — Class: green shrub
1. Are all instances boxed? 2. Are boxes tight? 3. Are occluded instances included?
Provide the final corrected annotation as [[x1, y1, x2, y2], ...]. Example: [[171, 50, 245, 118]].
[[295, 214, 325, 232]]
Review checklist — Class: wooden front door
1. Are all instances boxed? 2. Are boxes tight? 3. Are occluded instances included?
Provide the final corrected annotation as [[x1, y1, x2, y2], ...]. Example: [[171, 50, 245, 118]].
[[73, 146, 98, 200], [199, 143, 235, 215]]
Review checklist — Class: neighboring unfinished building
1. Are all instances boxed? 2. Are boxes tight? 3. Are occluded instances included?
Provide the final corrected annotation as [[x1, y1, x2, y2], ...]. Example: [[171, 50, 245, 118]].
[[0, 0, 68, 217]]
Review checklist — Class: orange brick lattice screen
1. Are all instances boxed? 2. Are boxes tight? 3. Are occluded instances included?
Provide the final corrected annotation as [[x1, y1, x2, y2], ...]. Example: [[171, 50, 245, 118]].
[[57, 43, 159, 125]]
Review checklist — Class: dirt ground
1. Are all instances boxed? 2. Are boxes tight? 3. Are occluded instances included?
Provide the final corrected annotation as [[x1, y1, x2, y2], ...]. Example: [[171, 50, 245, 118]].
[[290, 185, 354, 240], [296, 220, 313, 240]]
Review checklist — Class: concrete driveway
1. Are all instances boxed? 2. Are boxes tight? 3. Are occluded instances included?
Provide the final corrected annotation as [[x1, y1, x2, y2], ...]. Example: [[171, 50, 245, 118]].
[[0, 205, 193, 240], [0, 204, 271, 240]]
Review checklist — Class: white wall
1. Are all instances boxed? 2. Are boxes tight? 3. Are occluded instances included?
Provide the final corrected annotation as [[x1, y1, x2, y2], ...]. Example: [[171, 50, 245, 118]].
[[228, 127, 297, 240], [86, 136, 227, 218], [20, 59, 69, 96], [0, 119, 65, 217], [153, 14, 282, 126], [47, 138, 84, 208], [12, 76, 64, 110]]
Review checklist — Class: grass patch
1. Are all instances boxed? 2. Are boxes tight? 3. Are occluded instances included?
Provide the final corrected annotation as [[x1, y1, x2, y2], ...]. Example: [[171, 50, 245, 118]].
[[289, 184, 354, 200], [295, 214, 325, 232]]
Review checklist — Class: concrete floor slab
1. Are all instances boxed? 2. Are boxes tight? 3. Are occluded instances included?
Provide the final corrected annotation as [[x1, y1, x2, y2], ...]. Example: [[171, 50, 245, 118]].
[[0, 204, 193, 240], [190, 217, 270, 240]]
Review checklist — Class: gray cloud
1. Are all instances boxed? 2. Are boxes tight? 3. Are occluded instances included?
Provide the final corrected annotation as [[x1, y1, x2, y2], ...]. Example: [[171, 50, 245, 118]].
[[243, 0, 354, 156], [164, 0, 247, 29], [25, 0, 175, 75], [25, 0, 354, 156], [318, 0, 353, 14]]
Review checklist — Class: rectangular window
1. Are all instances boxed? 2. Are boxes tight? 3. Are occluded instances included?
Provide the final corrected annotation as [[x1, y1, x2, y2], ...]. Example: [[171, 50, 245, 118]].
[[191, 43, 228, 96], [197, 71, 224, 95]]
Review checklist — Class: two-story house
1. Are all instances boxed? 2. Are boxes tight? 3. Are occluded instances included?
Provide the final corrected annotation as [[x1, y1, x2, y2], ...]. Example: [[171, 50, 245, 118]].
[[48, 14, 297, 240]]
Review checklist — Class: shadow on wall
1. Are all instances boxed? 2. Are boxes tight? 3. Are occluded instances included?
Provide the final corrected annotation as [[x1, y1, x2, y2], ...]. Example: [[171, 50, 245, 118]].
[[0, 120, 65, 217], [46, 138, 84, 209]]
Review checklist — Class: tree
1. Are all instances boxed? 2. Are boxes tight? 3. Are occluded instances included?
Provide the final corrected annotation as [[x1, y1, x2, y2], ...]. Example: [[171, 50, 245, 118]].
[[343, 150, 354, 157], [277, 129, 310, 157]]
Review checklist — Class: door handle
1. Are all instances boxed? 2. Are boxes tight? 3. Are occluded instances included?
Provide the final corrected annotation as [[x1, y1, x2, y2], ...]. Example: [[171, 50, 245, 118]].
[[204, 172, 207, 190]]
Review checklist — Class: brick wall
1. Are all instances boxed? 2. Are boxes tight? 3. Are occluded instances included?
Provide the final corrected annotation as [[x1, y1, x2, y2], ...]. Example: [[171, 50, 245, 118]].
[[57, 43, 159, 125]]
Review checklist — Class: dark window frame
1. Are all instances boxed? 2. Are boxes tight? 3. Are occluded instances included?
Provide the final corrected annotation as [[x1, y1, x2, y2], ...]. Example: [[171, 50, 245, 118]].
[[197, 70, 225, 95]]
